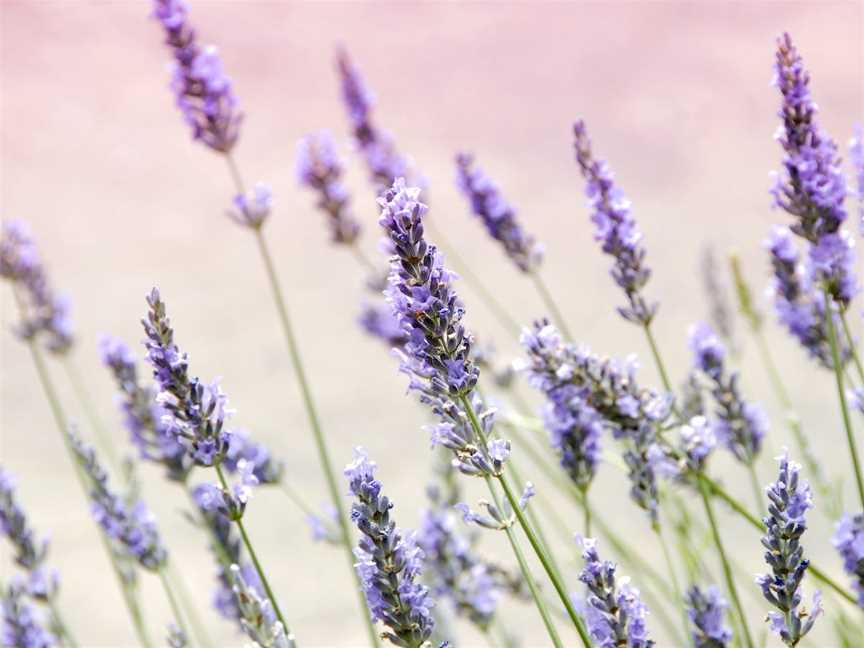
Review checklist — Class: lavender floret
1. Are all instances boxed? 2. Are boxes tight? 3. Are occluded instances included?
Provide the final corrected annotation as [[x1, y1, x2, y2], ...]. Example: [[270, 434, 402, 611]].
[[679, 416, 717, 472], [297, 131, 361, 244], [686, 585, 732, 648], [151, 0, 242, 152], [689, 322, 766, 464], [832, 513, 864, 607], [1, 583, 55, 648], [228, 182, 272, 230], [573, 121, 655, 324], [345, 448, 434, 646], [756, 451, 822, 645], [358, 301, 408, 349], [578, 537, 654, 648], [454, 153, 543, 273]]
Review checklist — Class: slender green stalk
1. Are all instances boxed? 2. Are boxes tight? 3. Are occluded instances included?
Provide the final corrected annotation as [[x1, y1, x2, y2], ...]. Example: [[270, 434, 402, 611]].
[[531, 272, 573, 340], [226, 154, 380, 648], [824, 292, 864, 509], [696, 473, 755, 648], [581, 488, 592, 537], [23, 338, 153, 648], [840, 310, 864, 385], [642, 321, 674, 395], [746, 460, 766, 517], [214, 464, 292, 639], [653, 522, 689, 642], [460, 397, 591, 646], [158, 566, 190, 642], [166, 560, 214, 648], [46, 597, 78, 648]]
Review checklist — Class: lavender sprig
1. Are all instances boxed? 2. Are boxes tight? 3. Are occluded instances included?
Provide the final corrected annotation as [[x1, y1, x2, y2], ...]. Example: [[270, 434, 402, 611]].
[[688, 322, 767, 464], [0, 469, 52, 595], [850, 125, 864, 234], [454, 153, 543, 273], [0, 220, 73, 354], [686, 585, 732, 648], [297, 131, 361, 244], [832, 513, 864, 607], [151, 0, 242, 153], [578, 537, 654, 648], [756, 451, 822, 645], [229, 565, 294, 648], [1, 583, 55, 648], [573, 121, 655, 324], [346, 448, 434, 647], [68, 431, 167, 571]]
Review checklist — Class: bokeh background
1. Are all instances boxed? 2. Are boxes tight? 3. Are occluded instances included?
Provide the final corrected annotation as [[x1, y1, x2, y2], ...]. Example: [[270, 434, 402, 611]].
[[1, 1, 863, 646]]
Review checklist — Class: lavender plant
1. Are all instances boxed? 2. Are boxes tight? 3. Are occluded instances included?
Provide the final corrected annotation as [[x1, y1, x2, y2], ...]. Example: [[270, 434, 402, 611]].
[[685, 585, 732, 648]]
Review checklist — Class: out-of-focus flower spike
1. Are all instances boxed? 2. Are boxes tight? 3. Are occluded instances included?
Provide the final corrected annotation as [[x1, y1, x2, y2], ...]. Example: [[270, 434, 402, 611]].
[[686, 585, 733, 648], [1, 582, 56, 648], [850, 124, 864, 234], [230, 564, 294, 648], [228, 182, 272, 230], [832, 512, 864, 607]]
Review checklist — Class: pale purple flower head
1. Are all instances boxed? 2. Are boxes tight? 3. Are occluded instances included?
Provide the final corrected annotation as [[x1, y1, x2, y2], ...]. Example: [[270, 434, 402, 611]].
[[832, 513, 864, 607], [357, 301, 407, 349], [1, 583, 56, 648], [454, 152, 543, 273], [296, 131, 361, 244], [679, 416, 717, 470], [228, 183, 272, 230], [849, 124, 864, 234], [807, 230, 858, 307], [573, 120, 655, 324], [686, 585, 732, 648], [345, 447, 434, 646], [151, 0, 242, 152]]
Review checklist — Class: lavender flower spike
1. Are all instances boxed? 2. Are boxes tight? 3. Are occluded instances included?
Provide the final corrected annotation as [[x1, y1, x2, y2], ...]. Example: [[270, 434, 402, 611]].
[[1, 583, 55, 648], [230, 564, 294, 648], [0, 220, 73, 354], [832, 513, 864, 606], [573, 120, 655, 324], [686, 585, 732, 648], [151, 0, 242, 152], [688, 322, 766, 464], [296, 131, 361, 244], [454, 153, 543, 273], [69, 430, 167, 571], [578, 537, 654, 648], [850, 124, 864, 234], [756, 451, 822, 645], [346, 448, 434, 646]]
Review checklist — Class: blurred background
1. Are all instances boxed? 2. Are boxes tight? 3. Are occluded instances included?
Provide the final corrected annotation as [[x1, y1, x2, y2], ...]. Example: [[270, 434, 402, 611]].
[[1, 1, 862, 646]]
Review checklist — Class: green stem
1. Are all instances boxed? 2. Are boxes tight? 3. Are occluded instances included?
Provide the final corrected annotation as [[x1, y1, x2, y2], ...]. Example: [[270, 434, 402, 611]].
[[158, 566, 190, 642], [746, 460, 766, 518], [226, 154, 380, 648], [46, 597, 78, 648], [531, 272, 573, 340], [840, 310, 864, 386], [214, 464, 293, 640], [581, 488, 592, 537], [23, 336, 153, 648], [653, 523, 689, 643], [643, 321, 674, 394], [697, 473, 755, 648], [824, 291, 864, 509], [460, 397, 590, 646], [166, 561, 214, 648]]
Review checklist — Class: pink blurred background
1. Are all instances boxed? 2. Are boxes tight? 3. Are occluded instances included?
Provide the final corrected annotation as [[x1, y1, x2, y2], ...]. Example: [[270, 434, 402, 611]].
[[1, 1, 862, 646]]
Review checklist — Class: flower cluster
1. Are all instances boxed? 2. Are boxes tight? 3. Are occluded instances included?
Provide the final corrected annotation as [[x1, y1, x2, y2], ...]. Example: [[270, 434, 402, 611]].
[[0, 469, 57, 603], [578, 537, 653, 648], [1, 583, 55, 648], [230, 564, 294, 648], [685, 585, 732, 648], [100, 336, 191, 482], [69, 431, 167, 571], [297, 131, 361, 244], [151, 0, 242, 152], [0, 220, 73, 354], [688, 322, 766, 464], [573, 120, 655, 324], [521, 321, 672, 522], [454, 152, 543, 273], [678, 416, 717, 472], [850, 125, 864, 234], [345, 448, 434, 646], [336, 50, 415, 193], [756, 451, 821, 645], [228, 182, 272, 230], [832, 513, 864, 607]]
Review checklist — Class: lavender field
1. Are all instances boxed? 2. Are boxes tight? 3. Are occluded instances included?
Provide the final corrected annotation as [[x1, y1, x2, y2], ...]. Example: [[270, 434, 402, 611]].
[[1, 1, 863, 647]]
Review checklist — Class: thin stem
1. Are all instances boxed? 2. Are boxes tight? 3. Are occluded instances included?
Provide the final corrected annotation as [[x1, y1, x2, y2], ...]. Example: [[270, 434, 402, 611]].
[[581, 488, 592, 537], [214, 464, 293, 640], [46, 597, 78, 648], [226, 154, 380, 648], [460, 397, 591, 646], [825, 291, 864, 509], [280, 482, 317, 519], [643, 321, 674, 395], [696, 473, 755, 648], [841, 310, 864, 386], [746, 460, 766, 518], [531, 272, 573, 340], [166, 560, 214, 648], [158, 566, 190, 642], [653, 523, 689, 643]]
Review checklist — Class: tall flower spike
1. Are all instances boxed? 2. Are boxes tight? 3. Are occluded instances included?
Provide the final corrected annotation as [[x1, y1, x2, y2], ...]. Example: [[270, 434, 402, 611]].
[[573, 120, 655, 324], [832, 513, 864, 607], [151, 0, 242, 152], [297, 131, 361, 244], [454, 153, 543, 273], [756, 451, 821, 645], [1, 583, 55, 648], [686, 585, 732, 648], [700, 246, 735, 351], [578, 537, 654, 648], [345, 448, 435, 646], [69, 430, 167, 571], [521, 321, 672, 522], [688, 322, 766, 464], [0, 220, 73, 354], [230, 564, 294, 648]]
